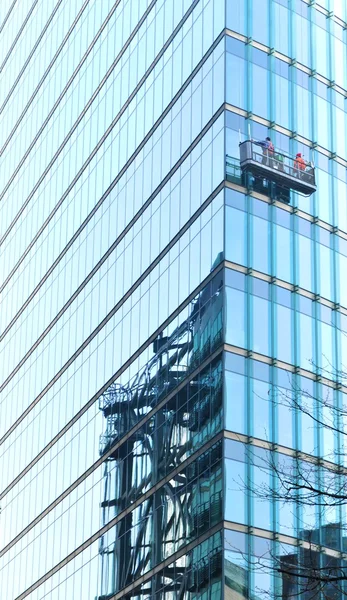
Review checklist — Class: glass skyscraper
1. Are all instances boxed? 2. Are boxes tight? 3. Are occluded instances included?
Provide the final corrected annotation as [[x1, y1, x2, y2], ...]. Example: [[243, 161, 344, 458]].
[[0, 1, 347, 599]]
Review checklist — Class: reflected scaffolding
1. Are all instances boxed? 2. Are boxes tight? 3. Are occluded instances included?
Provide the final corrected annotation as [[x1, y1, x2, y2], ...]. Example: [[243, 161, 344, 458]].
[[98, 272, 224, 598]]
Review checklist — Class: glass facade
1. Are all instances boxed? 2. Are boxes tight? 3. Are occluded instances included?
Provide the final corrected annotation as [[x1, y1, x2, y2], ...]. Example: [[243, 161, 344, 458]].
[[1, 1, 347, 599], [224, 2, 347, 599]]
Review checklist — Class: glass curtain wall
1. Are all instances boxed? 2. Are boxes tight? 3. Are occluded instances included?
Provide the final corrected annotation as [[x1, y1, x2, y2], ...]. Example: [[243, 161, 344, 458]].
[[224, 1, 347, 599], [1, 0, 347, 599], [0, 1, 227, 599]]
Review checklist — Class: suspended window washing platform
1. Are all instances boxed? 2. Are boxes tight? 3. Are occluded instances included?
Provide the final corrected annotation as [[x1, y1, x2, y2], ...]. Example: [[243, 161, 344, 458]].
[[239, 140, 317, 197]]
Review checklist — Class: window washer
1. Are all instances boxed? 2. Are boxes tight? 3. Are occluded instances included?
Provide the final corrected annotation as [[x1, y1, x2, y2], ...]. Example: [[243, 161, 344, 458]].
[[294, 152, 306, 177], [253, 136, 274, 166]]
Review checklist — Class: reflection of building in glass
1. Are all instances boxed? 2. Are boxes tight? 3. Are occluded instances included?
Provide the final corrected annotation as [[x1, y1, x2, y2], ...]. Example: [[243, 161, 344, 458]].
[[280, 524, 347, 600], [98, 274, 224, 597], [2, 0, 347, 599], [224, 560, 248, 600]]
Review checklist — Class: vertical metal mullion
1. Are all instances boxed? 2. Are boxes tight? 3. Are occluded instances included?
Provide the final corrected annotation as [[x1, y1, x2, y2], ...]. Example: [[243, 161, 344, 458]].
[[268, 0, 275, 130], [269, 194, 276, 570], [221, 426, 225, 600], [223, 33, 227, 269], [247, 0, 253, 118], [245, 0, 250, 39], [245, 196, 252, 597], [309, 4, 319, 220]]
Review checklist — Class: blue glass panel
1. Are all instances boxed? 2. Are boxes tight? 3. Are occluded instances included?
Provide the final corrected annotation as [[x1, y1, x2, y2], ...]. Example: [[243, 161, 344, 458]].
[[252, 0, 270, 46], [251, 378, 271, 440], [226, 0, 246, 35], [225, 370, 246, 434], [276, 304, 293, 364], [225, 206, 247, 266], [251, 215, 270, 274], [226, 287, 247, 348], [225, 458, 246, 524], [251, 295, 270, 356], [297, 233, 313, 292]]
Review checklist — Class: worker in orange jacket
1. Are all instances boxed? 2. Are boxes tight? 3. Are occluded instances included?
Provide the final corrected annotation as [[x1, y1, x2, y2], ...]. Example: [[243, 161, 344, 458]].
[[294, 153, 306, 172]]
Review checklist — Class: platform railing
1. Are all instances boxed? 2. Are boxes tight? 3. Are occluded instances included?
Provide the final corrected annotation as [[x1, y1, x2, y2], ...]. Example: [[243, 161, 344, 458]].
[[225, 155, 242, 183], [243, 140, 315, 186]]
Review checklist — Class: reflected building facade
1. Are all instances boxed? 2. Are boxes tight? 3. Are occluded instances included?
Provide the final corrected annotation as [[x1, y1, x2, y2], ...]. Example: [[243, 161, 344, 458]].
[[1, 0, 347, 599]]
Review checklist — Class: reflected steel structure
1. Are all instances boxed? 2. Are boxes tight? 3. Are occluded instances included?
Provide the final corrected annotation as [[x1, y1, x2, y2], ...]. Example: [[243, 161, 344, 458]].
[[98, 274, 224, 598]]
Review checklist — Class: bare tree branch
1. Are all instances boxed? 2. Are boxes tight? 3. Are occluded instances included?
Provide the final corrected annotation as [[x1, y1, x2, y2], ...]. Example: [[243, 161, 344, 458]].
[[228, 360, 347, 599]]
